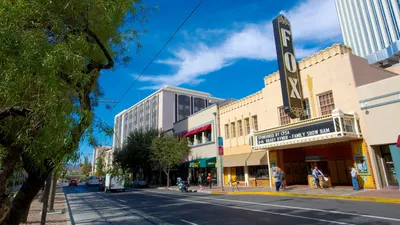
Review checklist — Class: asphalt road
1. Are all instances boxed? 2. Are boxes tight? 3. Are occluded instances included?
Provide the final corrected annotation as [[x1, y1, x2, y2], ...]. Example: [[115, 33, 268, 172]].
[[64, 185, 400, 225]]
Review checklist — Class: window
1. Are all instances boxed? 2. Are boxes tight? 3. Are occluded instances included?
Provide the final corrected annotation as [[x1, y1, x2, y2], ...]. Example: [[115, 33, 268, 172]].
[[224, 124, 230, 139], [301, 99, 311, 120], [252, 116, 258, 131], [196, 133, 202, 144], [249, 166, 269, 179], [151, 96, 158, 128], [188, 136, 194, 146], [237, 120, 243, 136], [278, 106, 291, 125], [244, 118, 250, 135], [205, 130, 212, 142], [178, 95, 190, 120], [234, 167, 245, 181], [231, 122, 236, 138], [319, 91, 335, 116], [193, 98, 205, 113]]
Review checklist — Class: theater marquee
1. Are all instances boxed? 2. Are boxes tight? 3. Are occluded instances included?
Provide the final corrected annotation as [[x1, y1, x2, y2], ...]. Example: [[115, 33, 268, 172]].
[[273, 14, 303, 118]]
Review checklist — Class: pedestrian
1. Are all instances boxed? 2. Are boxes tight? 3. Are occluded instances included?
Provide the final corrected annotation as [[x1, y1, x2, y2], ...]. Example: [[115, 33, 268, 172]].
[[312, 165, 325, 188], [187, 172, 192, 185], [273, 168, 281, 192], [207, 173, 212, 189], [348, 166, 359, 190], [279, 169, 286, 190], [198, 174, 202, 190]]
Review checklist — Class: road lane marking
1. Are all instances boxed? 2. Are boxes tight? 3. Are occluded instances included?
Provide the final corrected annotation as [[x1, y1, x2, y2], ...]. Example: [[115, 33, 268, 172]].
[[180, 219, 198, 225], [136, 191, 353, 225], [118, 199, 127, 203], [140, 190, 400, 223]]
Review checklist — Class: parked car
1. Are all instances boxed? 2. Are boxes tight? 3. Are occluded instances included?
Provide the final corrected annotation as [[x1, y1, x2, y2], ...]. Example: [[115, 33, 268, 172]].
[[104, 174, 126, 192], [68, 179, 78, 186], [98, 176, 106, 191], [85, 176, 100, 187], [132, 178, 148, 188]]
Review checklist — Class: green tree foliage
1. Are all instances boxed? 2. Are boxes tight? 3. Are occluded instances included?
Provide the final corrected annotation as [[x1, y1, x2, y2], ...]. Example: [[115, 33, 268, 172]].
[[80, 156, 92, 176], [95, 151, 106, 177], [113, 129, 159, 178], [0, 0, 152, 223], [150, 135, 190, 187]]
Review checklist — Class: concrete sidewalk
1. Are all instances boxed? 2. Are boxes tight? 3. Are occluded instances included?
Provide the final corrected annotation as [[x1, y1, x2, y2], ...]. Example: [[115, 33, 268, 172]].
[[156, 185, 400, 204]]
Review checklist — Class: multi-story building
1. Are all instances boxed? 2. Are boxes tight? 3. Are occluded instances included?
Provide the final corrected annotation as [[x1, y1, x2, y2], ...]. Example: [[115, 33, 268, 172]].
[[92, 146, 112, 175], [219, 44, 399, 189], [335, 0, 400, 66], [173, 99, 235, 186], [113, 85, 222, 149]]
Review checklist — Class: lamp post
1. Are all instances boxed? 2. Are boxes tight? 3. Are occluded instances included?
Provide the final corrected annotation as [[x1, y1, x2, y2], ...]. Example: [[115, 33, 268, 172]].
[[213, 110, 224, 191]]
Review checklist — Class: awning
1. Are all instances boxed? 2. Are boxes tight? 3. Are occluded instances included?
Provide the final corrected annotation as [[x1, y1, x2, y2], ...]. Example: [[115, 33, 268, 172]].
[[222, 153, 250, 167], [188, 157, 216, 168], [183, 124, 211, 137], [246, 151, 268, 166]]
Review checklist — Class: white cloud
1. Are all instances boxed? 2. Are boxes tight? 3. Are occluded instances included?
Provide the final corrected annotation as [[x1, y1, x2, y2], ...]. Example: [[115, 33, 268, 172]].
[[137, 0, 341, 89]]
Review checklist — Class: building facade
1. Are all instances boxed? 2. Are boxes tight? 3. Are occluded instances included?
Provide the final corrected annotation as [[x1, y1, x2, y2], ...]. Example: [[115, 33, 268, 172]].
[[174, 99, 235, 186], [335, 0, 400, 66], [219, 44, 398, 189], [357, 75, 400, 188], [113, 85, 222, 149], [92, 146, 112, 175]]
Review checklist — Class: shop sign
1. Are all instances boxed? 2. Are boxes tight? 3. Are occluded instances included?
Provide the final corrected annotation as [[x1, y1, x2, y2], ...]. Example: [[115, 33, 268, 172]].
[[256, 121, 335, 145], [207, 161, 216, 167], [189, 161, 200, 168], [273, 14, 303, 119]]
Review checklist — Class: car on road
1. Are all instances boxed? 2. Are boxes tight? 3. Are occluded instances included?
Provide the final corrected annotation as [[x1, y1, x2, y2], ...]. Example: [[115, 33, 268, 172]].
[[132, 178, 148, 188], [86, 176, 100, 187], [98, 176, 106, 191], [68, 179, 78, 186]]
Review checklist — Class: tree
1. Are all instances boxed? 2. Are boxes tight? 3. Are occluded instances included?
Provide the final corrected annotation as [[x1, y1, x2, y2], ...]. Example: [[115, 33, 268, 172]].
[[0, 1, 151, 224], [150, 135, 190, 187], [113, 129, 159, 179], [80, 156, 92, 176], [96, 151, 106, 177]]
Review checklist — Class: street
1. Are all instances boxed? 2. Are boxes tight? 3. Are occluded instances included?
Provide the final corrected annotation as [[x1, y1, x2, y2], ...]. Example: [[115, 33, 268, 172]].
[[64, 185, 400, 225]]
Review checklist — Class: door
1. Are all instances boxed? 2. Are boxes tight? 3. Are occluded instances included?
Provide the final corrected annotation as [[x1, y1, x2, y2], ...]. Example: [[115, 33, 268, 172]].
[[381, 147, 398, 186], [231, 167, 237, 182], [224, 168, 229, 185]]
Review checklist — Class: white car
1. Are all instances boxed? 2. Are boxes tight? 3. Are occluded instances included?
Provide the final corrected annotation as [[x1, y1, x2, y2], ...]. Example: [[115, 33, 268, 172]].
[[104, 174, 126, 192], [86, 176, 100, 187]]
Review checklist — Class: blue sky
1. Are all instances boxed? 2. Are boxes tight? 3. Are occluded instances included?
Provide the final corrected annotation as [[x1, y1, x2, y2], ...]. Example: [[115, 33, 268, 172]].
[[79, 0, 343, 160]]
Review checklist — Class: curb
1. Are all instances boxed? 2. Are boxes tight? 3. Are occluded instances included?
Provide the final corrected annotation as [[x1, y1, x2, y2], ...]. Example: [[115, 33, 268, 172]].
[[209, 191, 400, 204]]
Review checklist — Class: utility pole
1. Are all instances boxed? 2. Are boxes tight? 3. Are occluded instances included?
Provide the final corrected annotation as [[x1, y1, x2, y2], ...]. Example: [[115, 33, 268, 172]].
[[213, 107, 224, 191]]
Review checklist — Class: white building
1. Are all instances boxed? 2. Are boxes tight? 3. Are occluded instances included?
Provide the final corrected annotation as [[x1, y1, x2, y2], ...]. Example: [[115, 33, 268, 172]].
[[113, 85, 223, 149], [335, 0, 400, 66]]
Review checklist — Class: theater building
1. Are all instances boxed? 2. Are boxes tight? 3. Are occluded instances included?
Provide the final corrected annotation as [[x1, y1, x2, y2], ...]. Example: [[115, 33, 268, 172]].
[[220, 44, 398, 188]]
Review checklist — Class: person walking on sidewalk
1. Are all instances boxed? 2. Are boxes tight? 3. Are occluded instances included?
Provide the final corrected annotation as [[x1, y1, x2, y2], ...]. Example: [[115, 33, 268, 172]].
[[198, 174, 202, 190], [273, 168, 281, 192], [207, 173, 212, 189], [279, 169, 286, 190], [349, 166, 359, 190]]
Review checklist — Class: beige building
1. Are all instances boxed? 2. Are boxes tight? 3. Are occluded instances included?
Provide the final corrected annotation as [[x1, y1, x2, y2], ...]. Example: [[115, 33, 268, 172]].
[[92, 146, 113, 175], [357, 74, 400, 188], [174, 100, 234, 186], [219, 44, 398, 189]]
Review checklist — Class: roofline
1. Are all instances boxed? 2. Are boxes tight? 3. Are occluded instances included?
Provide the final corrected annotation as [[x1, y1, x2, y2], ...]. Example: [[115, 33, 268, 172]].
[[115, 85, 223, 118]]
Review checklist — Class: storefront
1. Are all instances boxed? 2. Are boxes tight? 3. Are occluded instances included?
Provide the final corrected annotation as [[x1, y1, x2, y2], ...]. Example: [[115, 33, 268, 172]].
[[251, 109, 376, 189], [188, 157, 217, 184]]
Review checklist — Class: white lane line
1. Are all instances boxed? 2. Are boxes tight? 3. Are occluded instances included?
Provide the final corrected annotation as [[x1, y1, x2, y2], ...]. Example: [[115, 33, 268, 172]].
[[141, 190, 400, 223], [117, 199, 127, 203], [180, 219, 198, 225], [138, 192, 352, 225]]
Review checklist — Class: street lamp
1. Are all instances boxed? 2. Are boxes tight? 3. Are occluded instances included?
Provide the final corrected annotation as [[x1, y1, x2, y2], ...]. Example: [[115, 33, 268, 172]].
[[213, 110, 224, 191]]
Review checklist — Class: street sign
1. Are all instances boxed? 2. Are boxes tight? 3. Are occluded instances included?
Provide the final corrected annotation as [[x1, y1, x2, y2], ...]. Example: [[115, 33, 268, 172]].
[[397, 135, 400, 147], [218, 136, 223, 147], [218, 146, 224, 156], [273, 14, 303, 119]]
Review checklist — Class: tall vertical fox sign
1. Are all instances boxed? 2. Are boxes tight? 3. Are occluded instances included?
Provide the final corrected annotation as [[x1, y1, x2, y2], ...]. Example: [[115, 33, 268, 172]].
[[273, 14, 303, 119]]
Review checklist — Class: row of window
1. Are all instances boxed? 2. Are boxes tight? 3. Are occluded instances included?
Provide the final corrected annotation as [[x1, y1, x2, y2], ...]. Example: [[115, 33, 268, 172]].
[[177, 95, 212, 121], [279, 91, 335, 125], [224, 116, 258, 139], [187, 130, 212, 146]]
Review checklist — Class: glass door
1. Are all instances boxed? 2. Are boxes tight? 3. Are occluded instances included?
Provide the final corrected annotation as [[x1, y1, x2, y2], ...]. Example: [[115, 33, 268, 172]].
[[381, 146, 399, 187]]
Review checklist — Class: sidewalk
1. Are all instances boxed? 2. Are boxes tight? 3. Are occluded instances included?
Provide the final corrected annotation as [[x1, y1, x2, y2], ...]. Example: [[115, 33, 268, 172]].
[[157, 185, 400, 204], [22, 185, 67, 225]]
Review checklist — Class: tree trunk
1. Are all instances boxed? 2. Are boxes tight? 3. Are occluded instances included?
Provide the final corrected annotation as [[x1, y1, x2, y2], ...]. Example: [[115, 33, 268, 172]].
[[3, 170, 49, 225], [165, 169, 170, 187], [0, 147, 23, 224], [48, 171, 57, 212], [40, 174, 52, 225]]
